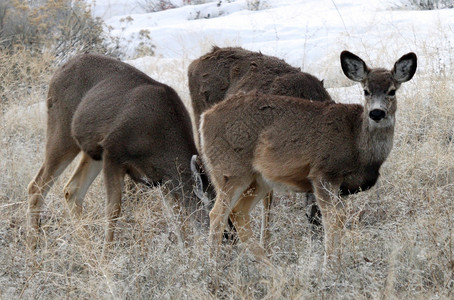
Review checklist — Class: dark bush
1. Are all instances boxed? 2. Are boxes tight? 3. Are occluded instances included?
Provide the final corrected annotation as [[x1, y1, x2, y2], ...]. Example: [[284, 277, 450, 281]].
[[0, 0, 118, 61]]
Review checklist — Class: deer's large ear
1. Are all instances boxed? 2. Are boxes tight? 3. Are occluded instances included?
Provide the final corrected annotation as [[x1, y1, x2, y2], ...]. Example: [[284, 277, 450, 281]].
[[392, 52, 417, 83], [340, 51, 369, 82]]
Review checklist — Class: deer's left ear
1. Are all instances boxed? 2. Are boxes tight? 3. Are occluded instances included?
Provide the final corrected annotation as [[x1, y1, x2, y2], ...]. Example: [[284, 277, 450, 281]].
[[392, 52, 417, 83]]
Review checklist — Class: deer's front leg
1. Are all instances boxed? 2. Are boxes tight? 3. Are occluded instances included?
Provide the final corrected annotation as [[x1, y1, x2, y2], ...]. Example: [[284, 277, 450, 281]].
[[312, 178, 344, 267]]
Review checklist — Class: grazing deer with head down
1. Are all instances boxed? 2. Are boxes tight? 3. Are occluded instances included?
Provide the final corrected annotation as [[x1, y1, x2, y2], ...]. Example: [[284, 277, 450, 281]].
[[188, 46, 333, 244], [199, 50, 417, 263], [27, 53, 212, 250]]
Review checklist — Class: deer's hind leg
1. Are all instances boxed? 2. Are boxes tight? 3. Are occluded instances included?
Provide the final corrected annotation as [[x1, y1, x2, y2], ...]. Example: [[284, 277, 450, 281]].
[[209, 176, 252, 258], [230, 179, 270, 262], [27, 142, 79, 249], [102, 155, 126, 245], [260, 191, 273, 250]]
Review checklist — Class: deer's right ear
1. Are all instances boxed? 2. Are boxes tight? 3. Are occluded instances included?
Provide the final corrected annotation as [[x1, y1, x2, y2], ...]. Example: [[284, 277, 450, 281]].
[[340, 51, 369, 82]]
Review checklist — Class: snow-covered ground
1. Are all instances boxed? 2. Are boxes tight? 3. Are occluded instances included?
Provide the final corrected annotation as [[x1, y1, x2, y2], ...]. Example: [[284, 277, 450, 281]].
[[87, 0, 454, 103]]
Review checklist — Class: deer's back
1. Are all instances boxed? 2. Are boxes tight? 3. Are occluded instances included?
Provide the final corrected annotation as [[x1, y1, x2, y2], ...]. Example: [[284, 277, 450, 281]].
[[189, 46, 332, 129], [47, 53, 155, 110], [73, 79, 194, 158], [45, 54, 156, 134]]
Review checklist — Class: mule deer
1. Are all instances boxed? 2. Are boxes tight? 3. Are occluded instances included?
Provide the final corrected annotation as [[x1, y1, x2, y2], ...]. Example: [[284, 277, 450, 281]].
[[200, 50, 417, 263], [188, 46, 333, 244], [27, 53, 211, 249]]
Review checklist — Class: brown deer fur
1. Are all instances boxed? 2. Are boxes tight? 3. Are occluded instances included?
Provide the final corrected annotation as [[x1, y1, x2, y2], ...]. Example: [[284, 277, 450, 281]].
[[188, 46, 333, 134], [188, 46, 333, 244], [200, 51, 417, 263], [27, 53, 209, 249]]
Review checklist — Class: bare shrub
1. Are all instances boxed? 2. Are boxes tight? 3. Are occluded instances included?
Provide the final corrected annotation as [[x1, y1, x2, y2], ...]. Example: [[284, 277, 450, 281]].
[[0, 0, 117, 61], [0, 48, 54, 110], [392, 0, 454, 10], [137, 0, 177, 12], [133, 29, 156, 58], [246, 0, 268, 11], [184, 0, 211, 4]]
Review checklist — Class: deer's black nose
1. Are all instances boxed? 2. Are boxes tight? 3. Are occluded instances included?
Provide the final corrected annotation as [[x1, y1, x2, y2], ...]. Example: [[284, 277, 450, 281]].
[[369, 109, 386, 121]]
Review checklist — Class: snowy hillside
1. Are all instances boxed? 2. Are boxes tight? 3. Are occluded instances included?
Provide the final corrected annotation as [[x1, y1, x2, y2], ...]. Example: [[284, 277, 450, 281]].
[[87, 0, 454, 102]]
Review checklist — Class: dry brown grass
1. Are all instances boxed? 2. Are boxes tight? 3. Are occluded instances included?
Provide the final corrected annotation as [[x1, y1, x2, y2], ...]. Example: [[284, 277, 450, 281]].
[[0, 45, 453, 299]]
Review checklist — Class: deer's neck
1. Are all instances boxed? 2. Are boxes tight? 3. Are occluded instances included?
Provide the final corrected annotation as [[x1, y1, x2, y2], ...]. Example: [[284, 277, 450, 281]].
[[358, 111, 395, 166]]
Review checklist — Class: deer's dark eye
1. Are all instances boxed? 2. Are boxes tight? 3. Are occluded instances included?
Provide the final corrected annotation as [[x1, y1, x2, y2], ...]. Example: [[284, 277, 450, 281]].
[[388, 89, 396, 96], [364, 90, 370, 96]]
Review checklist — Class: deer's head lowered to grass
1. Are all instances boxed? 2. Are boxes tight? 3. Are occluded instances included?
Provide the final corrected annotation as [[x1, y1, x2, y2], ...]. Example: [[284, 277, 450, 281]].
[[27, 53, 213, 251]]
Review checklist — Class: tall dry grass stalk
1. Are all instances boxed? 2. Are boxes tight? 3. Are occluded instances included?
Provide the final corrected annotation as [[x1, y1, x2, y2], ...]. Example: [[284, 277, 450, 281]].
[[0, 45, 453, 299]]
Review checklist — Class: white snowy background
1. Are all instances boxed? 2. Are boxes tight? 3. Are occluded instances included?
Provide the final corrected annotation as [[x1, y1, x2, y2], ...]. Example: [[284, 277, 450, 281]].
[[87, 0, 454, 108]]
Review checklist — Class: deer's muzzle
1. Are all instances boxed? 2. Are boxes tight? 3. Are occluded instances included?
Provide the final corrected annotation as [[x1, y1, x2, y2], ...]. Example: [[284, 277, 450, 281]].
[[369, 109, 386, 122]]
